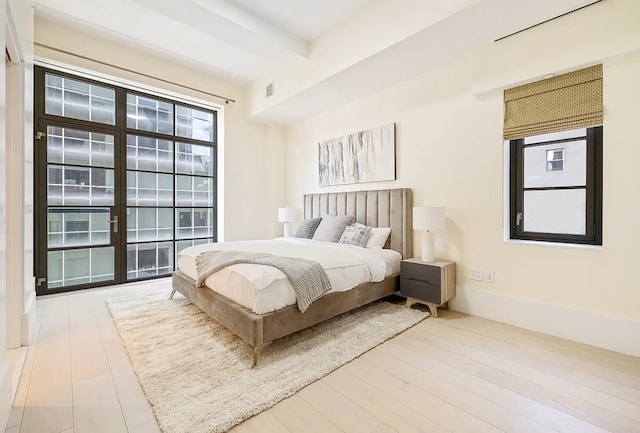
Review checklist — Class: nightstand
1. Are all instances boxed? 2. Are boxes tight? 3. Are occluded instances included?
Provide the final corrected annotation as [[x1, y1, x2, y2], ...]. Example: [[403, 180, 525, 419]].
[[400, 258, 456, 318]]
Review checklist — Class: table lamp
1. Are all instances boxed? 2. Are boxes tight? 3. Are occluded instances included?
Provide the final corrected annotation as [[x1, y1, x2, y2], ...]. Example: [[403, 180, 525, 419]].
[[278, 207, 296, 237], [413, 206, 445, 262]]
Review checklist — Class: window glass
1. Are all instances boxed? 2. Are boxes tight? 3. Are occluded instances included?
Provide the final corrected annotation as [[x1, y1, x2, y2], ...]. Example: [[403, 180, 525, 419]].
[[176, 208, 214, 239], [127, 94, 174, 134], [126, 171, 173, 206], [524, 140, 585, 188], [127, 242, 173, 279], [127, 135, 174, 173], [48, 208, 111, 248], [48, 247, 114, 288], [176, 105, 214, 142], [45, 73, 116, 125], [523, 189, 586, 235], [47, 165, 114, 206], [176, 142, 214, 176], [47, 126, 114, 168], [524, 128, 586, 144], [126, 208, 173, 242], [176, 176, 214, 207]]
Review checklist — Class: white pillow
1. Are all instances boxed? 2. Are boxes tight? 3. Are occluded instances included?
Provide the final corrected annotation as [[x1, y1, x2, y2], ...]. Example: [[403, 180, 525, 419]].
[[354, 223, 391, 249]]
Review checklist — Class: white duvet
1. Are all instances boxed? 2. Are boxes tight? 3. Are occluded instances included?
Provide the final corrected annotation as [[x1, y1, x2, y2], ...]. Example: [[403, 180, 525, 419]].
[[177, 238, 401, 314]]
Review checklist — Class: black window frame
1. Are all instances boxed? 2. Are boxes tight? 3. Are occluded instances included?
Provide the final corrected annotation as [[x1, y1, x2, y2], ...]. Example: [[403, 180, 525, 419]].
[[509, 126, 602, 245], [34, 65, 218, 295]]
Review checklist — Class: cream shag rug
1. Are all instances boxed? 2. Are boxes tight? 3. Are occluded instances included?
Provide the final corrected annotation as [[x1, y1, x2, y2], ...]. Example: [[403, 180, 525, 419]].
[[107, 291, 429, 433]]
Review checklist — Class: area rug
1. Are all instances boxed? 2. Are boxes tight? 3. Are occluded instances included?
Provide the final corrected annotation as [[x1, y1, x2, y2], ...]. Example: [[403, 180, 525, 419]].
[[107, 290, 429, 433]]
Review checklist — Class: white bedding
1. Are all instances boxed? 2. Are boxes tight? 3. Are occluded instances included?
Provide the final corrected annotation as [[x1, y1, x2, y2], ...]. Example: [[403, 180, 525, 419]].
[[177, 238, 402, 314]]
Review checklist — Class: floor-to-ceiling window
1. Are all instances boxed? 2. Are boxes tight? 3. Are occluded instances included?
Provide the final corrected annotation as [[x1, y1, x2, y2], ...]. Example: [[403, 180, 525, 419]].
[[34, 66, 217, 295]]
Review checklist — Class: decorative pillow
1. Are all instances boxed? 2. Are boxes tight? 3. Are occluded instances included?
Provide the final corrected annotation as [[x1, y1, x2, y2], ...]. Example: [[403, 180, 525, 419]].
[[338, 224, 371, 247], [366, 227, 392, 248], [354, 223, 391, 249], [294, 217, 322, 239], [312, 214, 354, 242]]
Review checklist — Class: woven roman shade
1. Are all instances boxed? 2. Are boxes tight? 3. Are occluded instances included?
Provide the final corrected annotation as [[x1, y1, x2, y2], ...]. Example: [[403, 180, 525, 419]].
[[503, 64, 602, 140]]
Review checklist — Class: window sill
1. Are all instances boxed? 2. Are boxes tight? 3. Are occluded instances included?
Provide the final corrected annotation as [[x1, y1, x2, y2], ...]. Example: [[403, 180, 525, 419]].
[[504, 238, 603, 251]]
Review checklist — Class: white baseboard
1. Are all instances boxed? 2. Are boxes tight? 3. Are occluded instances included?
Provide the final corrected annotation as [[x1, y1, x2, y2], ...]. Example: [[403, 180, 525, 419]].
[[21, 291, 37, 345], [450, 285, 640, 358], [0, 360, 12, 431]]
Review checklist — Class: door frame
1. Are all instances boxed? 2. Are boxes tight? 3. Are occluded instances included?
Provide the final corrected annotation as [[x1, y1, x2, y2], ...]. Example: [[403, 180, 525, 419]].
[[34, 117, 126, 295]]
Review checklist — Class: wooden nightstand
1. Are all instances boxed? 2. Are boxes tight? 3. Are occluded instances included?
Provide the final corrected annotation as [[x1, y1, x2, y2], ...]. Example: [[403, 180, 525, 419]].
[[400, 258, 456, 318]]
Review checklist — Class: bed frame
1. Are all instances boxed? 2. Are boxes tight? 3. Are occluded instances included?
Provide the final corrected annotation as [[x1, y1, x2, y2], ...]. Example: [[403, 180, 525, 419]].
[[170, 188, 413, 366]]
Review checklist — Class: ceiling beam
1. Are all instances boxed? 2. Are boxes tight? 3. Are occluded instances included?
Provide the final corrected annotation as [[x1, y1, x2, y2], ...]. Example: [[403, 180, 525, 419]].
[[133, 0, 308, 59]]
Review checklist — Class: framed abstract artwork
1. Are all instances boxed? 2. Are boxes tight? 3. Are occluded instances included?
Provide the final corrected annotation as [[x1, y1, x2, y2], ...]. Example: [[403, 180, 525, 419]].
[[318, 123, 395, 187]]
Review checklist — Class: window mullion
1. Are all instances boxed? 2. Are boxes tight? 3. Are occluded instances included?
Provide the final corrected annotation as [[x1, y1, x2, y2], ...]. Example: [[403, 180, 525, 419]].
[[512, 139, 525, 238], [115, 86, 128, 284]]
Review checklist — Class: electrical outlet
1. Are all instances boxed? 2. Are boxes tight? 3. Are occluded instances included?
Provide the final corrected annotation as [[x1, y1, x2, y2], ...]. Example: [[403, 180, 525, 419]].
[[486, 271, 495, 283], [470, 269, 483, 281]]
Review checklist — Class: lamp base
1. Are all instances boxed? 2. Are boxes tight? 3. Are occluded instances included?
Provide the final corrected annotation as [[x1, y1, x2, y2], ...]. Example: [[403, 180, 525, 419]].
[[283, 222, 291, 238], [421, 231, 435, 262]]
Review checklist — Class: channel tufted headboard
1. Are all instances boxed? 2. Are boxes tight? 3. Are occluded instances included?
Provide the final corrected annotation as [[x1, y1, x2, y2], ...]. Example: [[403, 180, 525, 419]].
[[303, 188, 413, 259]]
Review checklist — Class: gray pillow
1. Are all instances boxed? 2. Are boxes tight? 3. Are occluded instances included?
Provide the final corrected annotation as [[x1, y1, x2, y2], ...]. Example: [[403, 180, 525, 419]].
[[312, 214, 355, 242], [294, 217, 322, 239]]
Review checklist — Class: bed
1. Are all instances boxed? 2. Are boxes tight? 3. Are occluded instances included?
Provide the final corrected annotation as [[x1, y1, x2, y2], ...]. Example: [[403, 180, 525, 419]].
[[170, 188, 413, 365]]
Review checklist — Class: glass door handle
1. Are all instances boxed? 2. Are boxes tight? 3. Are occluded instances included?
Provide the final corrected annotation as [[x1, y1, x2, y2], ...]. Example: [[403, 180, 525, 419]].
[[109, 216, 119, 233]]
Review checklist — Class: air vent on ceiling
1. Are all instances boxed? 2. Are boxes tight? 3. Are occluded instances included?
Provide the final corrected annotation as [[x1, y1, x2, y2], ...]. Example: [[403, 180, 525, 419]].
[[494, 0, 602, 42], [266, 82, 275, 98]]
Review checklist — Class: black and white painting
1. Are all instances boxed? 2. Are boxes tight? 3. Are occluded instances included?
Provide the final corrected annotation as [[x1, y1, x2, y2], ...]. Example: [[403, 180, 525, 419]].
[[318, 123, 395, 187]]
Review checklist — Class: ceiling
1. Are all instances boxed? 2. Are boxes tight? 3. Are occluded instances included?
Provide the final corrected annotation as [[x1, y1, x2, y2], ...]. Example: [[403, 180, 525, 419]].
[[33, 0, 370, 84], [33, 0, 601, 123]]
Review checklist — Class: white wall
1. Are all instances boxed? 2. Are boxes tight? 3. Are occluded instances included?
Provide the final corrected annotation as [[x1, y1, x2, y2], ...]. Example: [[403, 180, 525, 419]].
[[0, 0, 12, 427], [246, 0, 479, 119], [1, 2, 35, 427], [6, 0, 35, 351], [34, 18, 286, 242], [284, 0, 640, 356]]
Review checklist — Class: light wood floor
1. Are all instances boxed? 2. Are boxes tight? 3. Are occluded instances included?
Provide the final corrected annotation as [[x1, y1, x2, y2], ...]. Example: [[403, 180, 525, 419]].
[[6, 279, 640, 433]]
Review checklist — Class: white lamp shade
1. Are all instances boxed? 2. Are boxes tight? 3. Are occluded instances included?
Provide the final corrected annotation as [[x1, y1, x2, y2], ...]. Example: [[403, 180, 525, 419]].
[[413, 206, 445, 230], [278, 207, 296, 223]]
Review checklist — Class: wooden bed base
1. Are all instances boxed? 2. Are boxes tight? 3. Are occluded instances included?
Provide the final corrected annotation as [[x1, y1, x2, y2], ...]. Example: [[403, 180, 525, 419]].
[[171, 188, 412, 366], [171, 270, 399, 366]]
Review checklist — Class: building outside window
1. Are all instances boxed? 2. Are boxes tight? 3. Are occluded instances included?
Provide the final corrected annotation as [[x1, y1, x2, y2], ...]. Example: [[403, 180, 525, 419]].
[[546, 148, 564, 171]]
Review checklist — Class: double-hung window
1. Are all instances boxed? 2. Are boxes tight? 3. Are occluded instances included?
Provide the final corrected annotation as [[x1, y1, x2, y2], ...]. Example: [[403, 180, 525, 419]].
[[509, 127, 602, 244]]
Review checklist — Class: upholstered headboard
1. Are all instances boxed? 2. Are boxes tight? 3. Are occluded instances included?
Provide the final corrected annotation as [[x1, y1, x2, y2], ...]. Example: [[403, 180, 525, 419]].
[[303, 188, 413, 259]]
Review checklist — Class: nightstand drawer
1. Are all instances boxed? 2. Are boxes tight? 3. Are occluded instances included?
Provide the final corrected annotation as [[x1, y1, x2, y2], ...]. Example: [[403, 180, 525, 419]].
[[400, 278, 442, 303], [401, 261, 441, 285]]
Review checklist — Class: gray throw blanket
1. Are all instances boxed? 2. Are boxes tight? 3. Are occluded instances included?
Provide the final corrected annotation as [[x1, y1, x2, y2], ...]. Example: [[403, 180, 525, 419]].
[[195, 250, 332, 313]]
